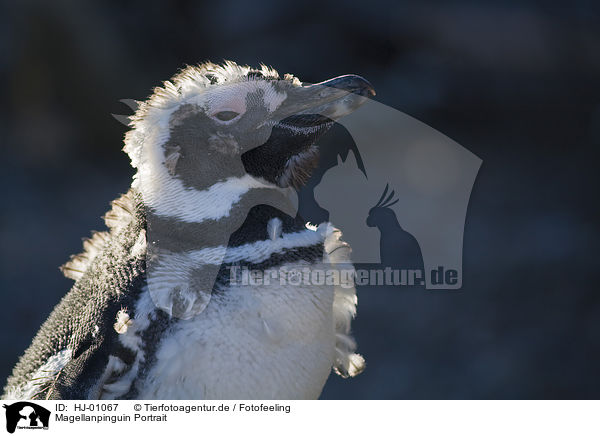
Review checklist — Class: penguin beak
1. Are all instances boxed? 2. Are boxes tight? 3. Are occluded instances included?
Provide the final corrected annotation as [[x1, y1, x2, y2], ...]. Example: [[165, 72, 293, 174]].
[[275, 74, 376, 124], [299, 74, 376, 119], [265, 74, 375, 141]]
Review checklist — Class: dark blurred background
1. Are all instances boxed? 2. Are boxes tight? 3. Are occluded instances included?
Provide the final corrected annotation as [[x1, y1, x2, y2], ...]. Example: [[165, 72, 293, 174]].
[[1, 0, 599, 399]]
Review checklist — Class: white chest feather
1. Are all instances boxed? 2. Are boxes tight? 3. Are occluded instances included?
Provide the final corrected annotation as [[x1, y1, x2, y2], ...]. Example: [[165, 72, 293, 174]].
[[137, 261, 336, 400]]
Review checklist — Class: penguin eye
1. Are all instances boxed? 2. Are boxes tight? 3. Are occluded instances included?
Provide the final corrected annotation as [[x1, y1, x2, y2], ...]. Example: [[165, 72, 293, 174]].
[[213, 111, 240, 122]]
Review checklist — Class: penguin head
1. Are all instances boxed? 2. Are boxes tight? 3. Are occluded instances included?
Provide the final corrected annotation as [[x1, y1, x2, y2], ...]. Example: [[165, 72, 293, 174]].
[[124, 62, 374, 216]]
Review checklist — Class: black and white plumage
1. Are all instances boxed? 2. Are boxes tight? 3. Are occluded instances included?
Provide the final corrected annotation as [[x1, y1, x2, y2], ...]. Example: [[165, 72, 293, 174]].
[[3, 62, 374, 400]]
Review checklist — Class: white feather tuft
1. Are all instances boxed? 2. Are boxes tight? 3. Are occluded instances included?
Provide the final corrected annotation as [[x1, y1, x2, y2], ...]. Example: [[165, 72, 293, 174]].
[[5, 349, 72, 400], [321, 223, 365, 378], [114, 309, 132, 334], [267, 217, 282, 241]]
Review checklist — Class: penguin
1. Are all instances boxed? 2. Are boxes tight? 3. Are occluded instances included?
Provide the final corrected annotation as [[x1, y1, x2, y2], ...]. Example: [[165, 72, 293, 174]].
[[2, 61, 374, 400]]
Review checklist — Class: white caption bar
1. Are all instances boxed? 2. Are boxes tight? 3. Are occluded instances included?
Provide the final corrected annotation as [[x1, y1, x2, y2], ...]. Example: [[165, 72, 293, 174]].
[[1, 400, 598, 435]]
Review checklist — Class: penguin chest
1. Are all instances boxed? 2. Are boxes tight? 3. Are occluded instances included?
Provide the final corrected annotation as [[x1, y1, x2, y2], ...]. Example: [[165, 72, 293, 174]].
[[138, 269, 336, 399]]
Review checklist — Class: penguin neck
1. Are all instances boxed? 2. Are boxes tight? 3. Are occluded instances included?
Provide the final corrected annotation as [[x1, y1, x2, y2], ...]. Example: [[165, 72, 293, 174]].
[[135, 169, 284, 224], [143, 184, 298, 253]]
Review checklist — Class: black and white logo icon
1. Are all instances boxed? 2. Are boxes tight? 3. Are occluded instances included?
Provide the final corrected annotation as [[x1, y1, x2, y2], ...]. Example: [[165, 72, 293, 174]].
[[3, 402, 50, 433]]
